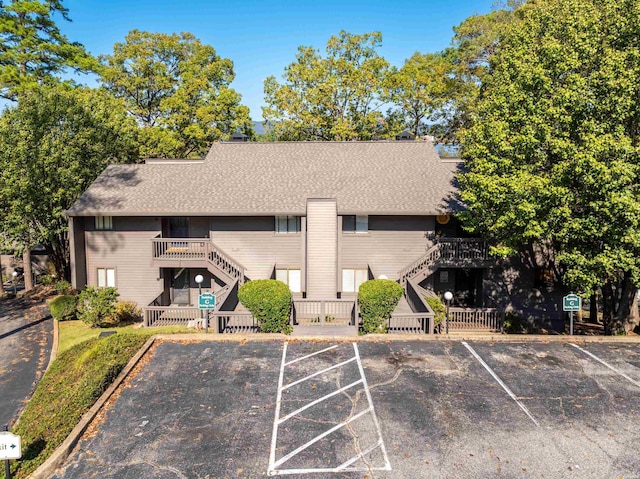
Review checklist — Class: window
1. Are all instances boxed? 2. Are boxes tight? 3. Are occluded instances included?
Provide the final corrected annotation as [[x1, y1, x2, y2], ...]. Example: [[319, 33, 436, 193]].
[[95, 216, 113, 230], [342, 269, 368, 293], [342, 215, 368, 233], [276, 268, 301, 293], [97, 268, 116, 288], [276, 215, 301, 233]]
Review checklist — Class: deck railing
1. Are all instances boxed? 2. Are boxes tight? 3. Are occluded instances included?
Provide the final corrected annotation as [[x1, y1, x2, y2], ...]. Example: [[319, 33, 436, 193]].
[[448, 307, 504, 331], [144, 306, 200, 327], [399, 239, 489, 285], [387, 314, 434, 334], [211, 312, 258, 334], [292, 299, 356, 326], [151, 237, 245, 284]]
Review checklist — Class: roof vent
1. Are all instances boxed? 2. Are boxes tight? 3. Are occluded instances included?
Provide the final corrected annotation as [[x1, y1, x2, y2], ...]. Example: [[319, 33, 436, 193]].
[[396, 130, 416, 141], [229, 131, 248, 142]]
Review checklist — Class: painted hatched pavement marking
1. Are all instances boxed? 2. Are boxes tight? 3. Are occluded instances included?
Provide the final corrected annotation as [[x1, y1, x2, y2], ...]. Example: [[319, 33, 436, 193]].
[[268, 342, 391, 476]]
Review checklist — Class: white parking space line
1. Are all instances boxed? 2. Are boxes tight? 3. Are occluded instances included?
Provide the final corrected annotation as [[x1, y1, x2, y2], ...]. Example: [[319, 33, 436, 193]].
[[267, 342, 391, 476], [462, 341, 540, 427], [284, 345, 338, 366], [353, 343, 392, 471], [281, 357, 357, 390], [278, 379, 364, 424], [570, 343, 640, 388]]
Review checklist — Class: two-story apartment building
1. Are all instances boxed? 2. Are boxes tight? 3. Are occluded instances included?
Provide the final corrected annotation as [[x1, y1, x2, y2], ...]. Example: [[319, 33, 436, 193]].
[[65, 140, 564, 333]]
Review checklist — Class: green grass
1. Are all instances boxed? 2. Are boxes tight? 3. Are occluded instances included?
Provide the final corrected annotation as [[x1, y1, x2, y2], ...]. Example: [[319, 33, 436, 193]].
[[4, 324, 195, 479]]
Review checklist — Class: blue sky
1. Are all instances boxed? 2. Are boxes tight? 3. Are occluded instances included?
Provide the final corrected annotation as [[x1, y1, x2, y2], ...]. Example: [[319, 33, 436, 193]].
[[59, 0, 496, 120]]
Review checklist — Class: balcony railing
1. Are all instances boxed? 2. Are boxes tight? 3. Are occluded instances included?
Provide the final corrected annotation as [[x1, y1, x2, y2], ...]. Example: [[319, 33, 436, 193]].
[[399, 238, 490, 285], [151, 237, 245, 284], [388, 314, 434, 334]]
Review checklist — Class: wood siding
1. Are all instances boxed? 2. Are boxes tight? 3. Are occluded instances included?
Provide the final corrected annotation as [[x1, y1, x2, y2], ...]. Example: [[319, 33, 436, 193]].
[[306, 199, 337, 298], [341, 216, 435, 281], [69, 216, 87, 289], [210, 216, 302, 280], [85, 217, 162, 307]]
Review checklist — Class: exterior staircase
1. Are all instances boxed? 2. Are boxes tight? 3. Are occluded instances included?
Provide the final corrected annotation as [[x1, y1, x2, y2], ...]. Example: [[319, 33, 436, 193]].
[[399, 239, 491, 286], [151, 237, 245, 286]]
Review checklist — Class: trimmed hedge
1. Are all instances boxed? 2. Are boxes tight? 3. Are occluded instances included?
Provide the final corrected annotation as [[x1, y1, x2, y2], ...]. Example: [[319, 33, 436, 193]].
[[238, 279, 292, 334], [358, 279, 404, 334], [425, 296, 446, 326], [49, 295, 77, 321]]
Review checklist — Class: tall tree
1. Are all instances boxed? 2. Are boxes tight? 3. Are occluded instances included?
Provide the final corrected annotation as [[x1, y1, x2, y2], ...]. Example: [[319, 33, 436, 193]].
[[385, 52, 456, 138], [460, 0, 640, 334], [433, 3, 521, 145], [0, 86, 139, 280], [263, 31, 391, 141], [100, 30, 252, 158], [0, 0, 96, 101]]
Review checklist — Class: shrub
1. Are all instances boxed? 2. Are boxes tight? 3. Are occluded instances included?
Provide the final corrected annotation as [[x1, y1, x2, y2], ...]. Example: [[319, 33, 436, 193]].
[[238, 279, 292, 334], [425, 296, 446, 326], [54, 280, 72, 294], [503, 312, 524, 334], [77, 286, 119, 327], [110, 301, 142, 324], [49, 295, 77, 321], [358, 279, 404, 334]]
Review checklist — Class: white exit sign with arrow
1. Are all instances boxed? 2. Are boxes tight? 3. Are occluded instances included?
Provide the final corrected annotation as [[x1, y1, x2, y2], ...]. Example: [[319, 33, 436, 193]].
[[0, 432, 21, 460]]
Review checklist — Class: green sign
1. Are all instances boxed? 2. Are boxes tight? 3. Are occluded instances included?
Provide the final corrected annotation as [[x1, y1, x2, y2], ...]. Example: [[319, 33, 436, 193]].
[[563, 294, 581, 312], [198, 293, 216, 310]]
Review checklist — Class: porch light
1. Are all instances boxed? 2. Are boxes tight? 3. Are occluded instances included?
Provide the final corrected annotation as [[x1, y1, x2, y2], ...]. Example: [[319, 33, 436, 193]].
[[195, 274, 206, 333], [12, 270, 18, 295], [378, 275, 388, 280], [444, 291, 453, 335]]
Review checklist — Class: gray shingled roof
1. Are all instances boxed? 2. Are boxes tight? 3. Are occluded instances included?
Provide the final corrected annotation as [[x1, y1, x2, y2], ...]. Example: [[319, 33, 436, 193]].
[[66, 141, 463, 216]]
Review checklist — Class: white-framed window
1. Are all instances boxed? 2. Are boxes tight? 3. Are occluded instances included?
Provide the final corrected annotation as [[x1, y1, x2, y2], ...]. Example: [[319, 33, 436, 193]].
[[342, 269, 368, 293], [342, 215, 368, 234], [95, 216, 113, 230], [276, 268, 301, 293], [97, 267, 116, 288], [275, 215, 301, 233]]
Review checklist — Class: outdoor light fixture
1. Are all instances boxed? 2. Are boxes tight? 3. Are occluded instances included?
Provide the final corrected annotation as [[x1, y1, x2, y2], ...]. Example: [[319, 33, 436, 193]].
[[444, 291, 453, 334], [195, 274, 205, 332], [378, 274, 388, 280]]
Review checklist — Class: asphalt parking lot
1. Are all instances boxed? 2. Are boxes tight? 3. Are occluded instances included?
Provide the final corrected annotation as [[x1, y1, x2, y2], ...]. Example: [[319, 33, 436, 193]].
[[51, 339, 640, 479]]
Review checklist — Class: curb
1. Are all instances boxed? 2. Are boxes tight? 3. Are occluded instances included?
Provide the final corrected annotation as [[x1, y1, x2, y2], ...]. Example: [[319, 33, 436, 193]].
[[28, 336, 157, 479], [46, 318, 59, 372], [154, 332, 640, 344]]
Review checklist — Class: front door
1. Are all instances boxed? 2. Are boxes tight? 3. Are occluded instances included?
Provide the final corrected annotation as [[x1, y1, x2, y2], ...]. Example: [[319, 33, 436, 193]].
[[171, 269, 190, 304]]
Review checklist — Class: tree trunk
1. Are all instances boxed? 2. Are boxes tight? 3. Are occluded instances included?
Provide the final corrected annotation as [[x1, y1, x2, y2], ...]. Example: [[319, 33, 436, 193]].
[[23, 247, 33, 292], [589, 292, 598, 324], [45, 233, 71, 282], [613, 272, 638, 334], [602, 277, 615, 336]]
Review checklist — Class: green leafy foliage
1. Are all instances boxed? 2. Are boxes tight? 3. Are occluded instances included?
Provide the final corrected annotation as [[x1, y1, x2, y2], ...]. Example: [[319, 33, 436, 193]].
[[425, 296, 446, 326], [100, 30, 252, 158], [76, 286, 119, 327], [49, 294, 77, 321], [460, 0, 640, 333], [502, 312, 525, 334], [54, 280, 72, 295], [358, 279, 404, 334], [0, 0, 97, 101], [0, 85, 139, 280], [238, 279, 292, 334], [110, 301, 142, 325], [263, 31, 392, 141]]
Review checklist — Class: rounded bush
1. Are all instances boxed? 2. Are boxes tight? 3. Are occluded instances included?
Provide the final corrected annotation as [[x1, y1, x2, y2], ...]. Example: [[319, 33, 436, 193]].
[[49, 295, 77, 321], [425, 296, 446, 326], [77, 286, 119, 327], [358, 279, 404, 334], [238, 279, 292, 334]]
